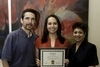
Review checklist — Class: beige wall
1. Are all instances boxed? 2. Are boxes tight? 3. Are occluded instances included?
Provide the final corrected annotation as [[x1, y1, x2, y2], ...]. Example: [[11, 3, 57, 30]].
[[89, 0, 100, 67], [0, 60, 3, 67]]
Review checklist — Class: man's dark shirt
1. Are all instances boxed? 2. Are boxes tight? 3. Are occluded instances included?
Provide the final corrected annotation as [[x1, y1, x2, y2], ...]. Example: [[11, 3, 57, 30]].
[[1, 28, 38, 67]]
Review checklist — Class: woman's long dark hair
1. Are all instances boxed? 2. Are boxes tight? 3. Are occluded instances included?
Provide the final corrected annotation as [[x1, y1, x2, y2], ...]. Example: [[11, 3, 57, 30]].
[[41, 14, 65, 44]]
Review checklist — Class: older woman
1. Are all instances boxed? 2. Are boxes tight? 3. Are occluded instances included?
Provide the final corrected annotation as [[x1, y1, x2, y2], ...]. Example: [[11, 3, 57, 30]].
[[68, 22, 99, 67]]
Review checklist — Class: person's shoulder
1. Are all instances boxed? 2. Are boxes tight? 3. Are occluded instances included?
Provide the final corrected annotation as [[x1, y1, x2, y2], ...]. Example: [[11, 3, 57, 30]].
[[35, 37, 42, 48], [86, 42, 98, 54], [87, 42, 95, 46], [35, 37, 42, 43], [36, 37, 42, 41], [33, 33, 39, 38], [7, 29, 19, 37], [86, 42, 97, 49]]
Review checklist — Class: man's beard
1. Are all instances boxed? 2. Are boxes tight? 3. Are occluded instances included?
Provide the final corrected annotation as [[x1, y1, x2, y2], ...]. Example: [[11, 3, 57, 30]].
[[25, 24, 34, 31]]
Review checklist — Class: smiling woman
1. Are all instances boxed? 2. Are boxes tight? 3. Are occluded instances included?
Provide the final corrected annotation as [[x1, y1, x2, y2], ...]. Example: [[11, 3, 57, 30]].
[[47, 17, 58, 36], [67, 22, 99, 67], [35, 14, 70, 67]]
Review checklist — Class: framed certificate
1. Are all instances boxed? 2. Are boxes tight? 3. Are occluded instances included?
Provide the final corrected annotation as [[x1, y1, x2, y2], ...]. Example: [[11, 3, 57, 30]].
[[39, 48, 66, 67]]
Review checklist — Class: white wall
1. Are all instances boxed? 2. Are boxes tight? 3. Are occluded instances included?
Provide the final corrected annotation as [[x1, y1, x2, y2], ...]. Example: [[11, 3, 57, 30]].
[[89, 0, 100, 67]]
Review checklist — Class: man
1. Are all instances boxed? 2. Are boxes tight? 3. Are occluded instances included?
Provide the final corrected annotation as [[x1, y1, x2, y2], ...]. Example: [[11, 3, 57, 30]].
[[1, 9, 40, 67]]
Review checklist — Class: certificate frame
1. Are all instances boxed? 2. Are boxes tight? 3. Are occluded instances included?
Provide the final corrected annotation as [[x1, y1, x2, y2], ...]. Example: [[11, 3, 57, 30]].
[[39, 48, 66, 67]]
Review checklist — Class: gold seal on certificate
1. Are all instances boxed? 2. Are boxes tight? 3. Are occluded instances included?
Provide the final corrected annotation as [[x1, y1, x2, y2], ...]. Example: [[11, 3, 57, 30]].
[[39, 48, 66, 67], [51, 60, 55, 64]]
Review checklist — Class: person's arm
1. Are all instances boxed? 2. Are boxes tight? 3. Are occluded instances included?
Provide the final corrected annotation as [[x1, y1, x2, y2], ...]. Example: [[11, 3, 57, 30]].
[[87, 44, 99, 67], [35, 37, 41, 67], [2, 60, 9, 67], [36, 48, 39, 59], [1, 33, 13, 67], [36, 48, 41, 67]]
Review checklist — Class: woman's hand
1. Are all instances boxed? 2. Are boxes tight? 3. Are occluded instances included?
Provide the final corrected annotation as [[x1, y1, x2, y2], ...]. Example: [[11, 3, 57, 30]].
[[65, 59, 69, 66], [36, 58, 41, 67]]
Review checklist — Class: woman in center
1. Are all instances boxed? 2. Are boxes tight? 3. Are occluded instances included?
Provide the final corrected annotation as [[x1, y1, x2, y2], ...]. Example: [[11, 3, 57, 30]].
[[35, 14, 70, 67]]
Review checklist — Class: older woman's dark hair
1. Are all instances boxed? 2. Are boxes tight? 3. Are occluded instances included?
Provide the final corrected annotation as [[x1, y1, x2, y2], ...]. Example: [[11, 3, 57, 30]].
[[21, 9, 40, 30], [72, 22, 88, 41], [42, 14, 65, 44]]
